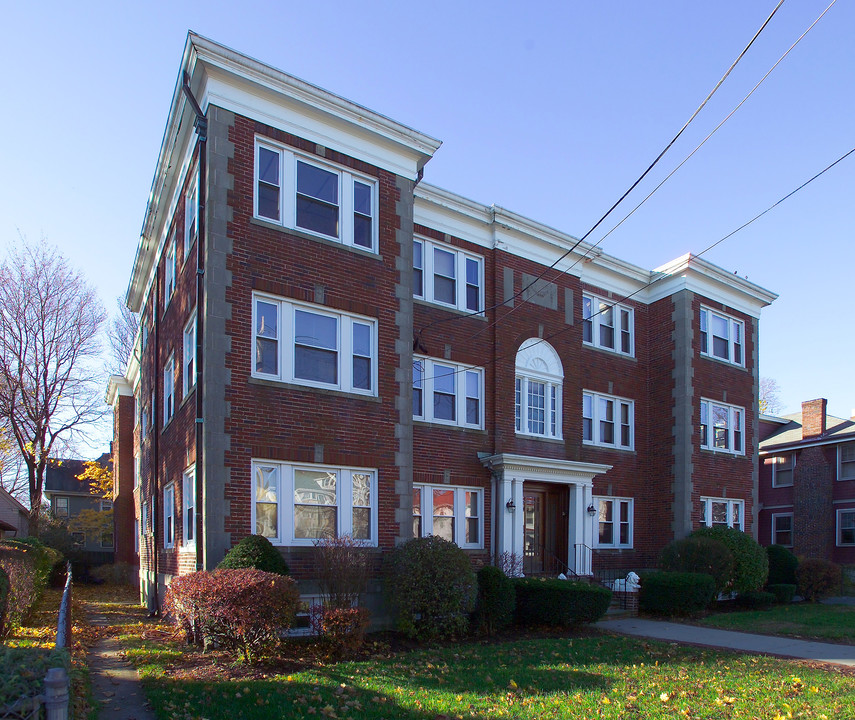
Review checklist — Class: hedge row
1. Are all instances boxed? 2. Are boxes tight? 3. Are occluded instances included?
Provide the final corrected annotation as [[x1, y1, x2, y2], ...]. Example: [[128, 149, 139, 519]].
[[513, 578, 612, 626], [0, 538, 63, 638], [639, 572, 715, 616]]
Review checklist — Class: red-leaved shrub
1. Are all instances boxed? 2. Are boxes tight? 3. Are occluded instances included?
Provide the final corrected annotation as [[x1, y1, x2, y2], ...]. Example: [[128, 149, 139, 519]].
[[796, 558, 842, 602], [317, 606, 371, 657], [164, 568, 299, 662]]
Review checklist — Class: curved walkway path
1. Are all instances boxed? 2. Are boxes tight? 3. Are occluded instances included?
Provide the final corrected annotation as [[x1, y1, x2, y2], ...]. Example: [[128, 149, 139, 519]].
[[597, 617, 855, 668]]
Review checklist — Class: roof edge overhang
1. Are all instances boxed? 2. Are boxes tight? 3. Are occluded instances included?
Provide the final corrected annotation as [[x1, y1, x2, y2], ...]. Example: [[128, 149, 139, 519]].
[[105, 375, 134, 407], [480, 453, 612, 485]]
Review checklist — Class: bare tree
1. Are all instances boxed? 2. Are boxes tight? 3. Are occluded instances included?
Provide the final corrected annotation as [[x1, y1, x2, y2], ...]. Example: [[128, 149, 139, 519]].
[[107, 296, 139, 373], [0, 239, 107, 536], [759, 376, 784, 415]]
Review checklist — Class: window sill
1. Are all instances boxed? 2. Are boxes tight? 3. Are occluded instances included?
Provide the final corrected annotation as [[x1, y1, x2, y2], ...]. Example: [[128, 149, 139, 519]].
[[583, 442, 635, 453], [250, 217, 382, 261], [700, 448, 746, 458], [699, 353, 747, 371], [581, 342, 636, 361], [248, 376, 382, 402], [413, 297, 487, 320], [594, 546, 634, 552], [414, 419, 487, 434], [514, 432, 564, 444]]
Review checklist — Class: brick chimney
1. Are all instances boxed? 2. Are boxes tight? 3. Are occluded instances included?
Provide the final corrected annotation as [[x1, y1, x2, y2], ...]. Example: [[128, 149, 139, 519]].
[[801, 398, 827, 439]]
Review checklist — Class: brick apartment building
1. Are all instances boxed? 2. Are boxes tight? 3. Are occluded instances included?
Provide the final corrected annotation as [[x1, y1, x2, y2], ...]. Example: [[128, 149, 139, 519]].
[[759, 399, 855, 564], [106, 33, 776, 613]]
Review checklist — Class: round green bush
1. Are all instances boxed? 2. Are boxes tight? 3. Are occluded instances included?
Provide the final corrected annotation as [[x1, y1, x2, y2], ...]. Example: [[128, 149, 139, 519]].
[[691, 526, 768, 593], [796, 558, 841, 602], [473, 565, 515, 635], [659, 536, 735, 595], [736, 590, 776, 609], [766, 544, 798, 586], [766, 583, 796, 604], [386, 536, 476, 641], [217, 535, 289, 575], [639, 571, 715, 617]]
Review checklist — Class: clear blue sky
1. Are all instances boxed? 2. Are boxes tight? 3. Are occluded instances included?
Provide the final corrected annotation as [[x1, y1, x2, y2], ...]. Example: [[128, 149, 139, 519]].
[[1, 0, 852, 442]]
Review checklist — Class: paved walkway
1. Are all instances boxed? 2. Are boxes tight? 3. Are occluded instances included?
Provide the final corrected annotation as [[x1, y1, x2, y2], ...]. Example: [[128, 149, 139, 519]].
[[86, 604, 156, 720], [597, 617, 855, 668]]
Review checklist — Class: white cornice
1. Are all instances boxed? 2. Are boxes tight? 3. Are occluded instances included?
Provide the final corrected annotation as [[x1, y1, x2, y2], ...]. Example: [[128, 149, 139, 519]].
[[480, 453, 612, 485], [105, 375, 134, 408]]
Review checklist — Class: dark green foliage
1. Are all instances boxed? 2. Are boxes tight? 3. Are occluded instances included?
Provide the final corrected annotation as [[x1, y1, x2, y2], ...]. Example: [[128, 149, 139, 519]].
[[513, 578, 612, 627], [766, 544, 799, 586], [736, 590, 776, 609], [691, 526, 769, 593], [217, 535, 289, 576], [766, 584, 796, 604], [0, 567, 8, 639], [0, 540, 63, 636], [639, 571, 715, 617], [659, 536, 735, 595], [796, 558, 842, 602], [0, 646, 70, 706], [386, 536, 477, 640], [473, 565, 515, 635]]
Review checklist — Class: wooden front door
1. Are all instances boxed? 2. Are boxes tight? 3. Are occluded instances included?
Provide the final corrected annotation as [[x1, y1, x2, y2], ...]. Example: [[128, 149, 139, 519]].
[[523, 482, 569, 576]]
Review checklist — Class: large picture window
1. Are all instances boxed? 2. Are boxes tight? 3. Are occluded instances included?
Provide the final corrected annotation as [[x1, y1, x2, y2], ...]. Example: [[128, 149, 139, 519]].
[[700, 496, 744, 531], [412, 484, 483, 549], [700, 399, 744, 455], [700, 307, 744, 366], [251, 461, 377, 547], [583, 391, 634, 450], [413, 238, 483, 313], [514, 339, 563, 440], [582, 294, 633, 356], [254, 140, 377, 252], [594, 497, 633, 548], [252, 294, 376, 396], [412, 357, 483, 429]]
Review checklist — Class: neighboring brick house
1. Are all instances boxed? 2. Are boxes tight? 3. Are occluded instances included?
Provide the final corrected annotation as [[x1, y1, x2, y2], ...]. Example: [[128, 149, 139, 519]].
[[759, 399, 855, 564], [0, 487, 28, 539], [106, 33, 776, 614], [43, 454, 115, 560]]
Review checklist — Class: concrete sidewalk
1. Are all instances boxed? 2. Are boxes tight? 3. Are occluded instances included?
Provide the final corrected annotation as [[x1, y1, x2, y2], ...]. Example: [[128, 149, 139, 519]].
[[597, 617, 855, 668]]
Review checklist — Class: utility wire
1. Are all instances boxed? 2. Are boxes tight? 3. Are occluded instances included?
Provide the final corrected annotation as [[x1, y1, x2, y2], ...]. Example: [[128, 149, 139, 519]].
[[414, 0, 786, 342]]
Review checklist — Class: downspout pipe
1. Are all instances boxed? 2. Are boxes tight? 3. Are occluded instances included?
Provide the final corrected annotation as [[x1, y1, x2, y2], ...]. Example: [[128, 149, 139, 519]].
[[150, 259, 161, 616], [181, 71, 207, 572]]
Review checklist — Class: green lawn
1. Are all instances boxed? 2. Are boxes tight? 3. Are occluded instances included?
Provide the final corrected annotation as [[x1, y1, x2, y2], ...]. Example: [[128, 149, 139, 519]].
[[699, 603, 855, 643]]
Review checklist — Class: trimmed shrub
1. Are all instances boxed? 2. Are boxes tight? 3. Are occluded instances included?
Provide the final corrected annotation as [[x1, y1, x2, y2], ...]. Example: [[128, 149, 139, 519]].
[[164, 569, 299, 662], [314, 535, 370, 610], [315, 606, 371, 658], [386, 536, 477, 640], [0, 539, 62, 599], [766, 583, 796, 604], [659, 536, 735, 595], [691, 527, 768, 593], [513, 578, 612, 627], [766, 544, 798, 586], [217, 535, 289, 576], [639, 572, 715, 617], [473, 565, 516, 635], [736, 590, 776, 609], [796, 558, 842, 602]]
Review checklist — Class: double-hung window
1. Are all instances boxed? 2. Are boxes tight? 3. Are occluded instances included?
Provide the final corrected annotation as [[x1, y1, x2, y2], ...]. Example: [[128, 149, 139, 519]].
[[100, 499, 113, 512], [837, 509, 855, 546], [839, 442, 855, 481], [413, 238, 483, 313], [583, 391, 634, 450], [252, 461, 377, 546], [184, 165, 198, 255], [594, 497, 633, 548], [163, 483, 175, 549], [133, 453, 140, 489], [164, 238, 176, 303], [163, 355, 175, 424], [582, 294, 633, 356], [514, 339, 563, 440], [700, 399, 744, 455], [255, 140, 377, 252], [412, 484, 483, 549], [700, 497, 744, 531], [412, 357, 483, 429], [253, 294, 377, 396], [55, 497, 69, 518], [182, 467, 196, 547], [700, 307, 744, 366], [183, 309, 197, 397], [772, 513, 793, 547], [771, 453, 795, 487]]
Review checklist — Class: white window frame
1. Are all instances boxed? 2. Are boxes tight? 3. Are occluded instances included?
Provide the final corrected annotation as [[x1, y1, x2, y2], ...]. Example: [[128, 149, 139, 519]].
[[134, 518, 139, 554], [133, 453, 140, 489], [699, 496, 745, 531], [100, 499, 113, 512], [593, 496, 633, 549], [182, 466, 196, 548], [164, 238, 176, 304], [163, 483, 175, 549], [771, 512, 794, 547], [184, 164, 198, 256], [141, 501, 149, 536], [837, 508, 855, 546], [582, 294, 634, 356], [413, 237, 484, 313], [771, 453, 795, 487], [583, 391, 634, 450], [250, 460, 378, 548], [141, 405, 148, 441], [839, 442, 855, 481], [55, 497, 69, 518], [252, 293, 377, 396], [412, 484, 483, 550], [412, 357, 484, 429], [700, 306, 745, 367], [163, 355, 175, 424], [183, 309, 197, 397], [254, 139, 378, 253], [700, 399, 745, 455]]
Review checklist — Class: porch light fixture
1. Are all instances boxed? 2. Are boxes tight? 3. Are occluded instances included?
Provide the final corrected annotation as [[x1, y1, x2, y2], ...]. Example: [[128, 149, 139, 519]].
[[586, 503, 596, 516], [506, 499, 516, 512]]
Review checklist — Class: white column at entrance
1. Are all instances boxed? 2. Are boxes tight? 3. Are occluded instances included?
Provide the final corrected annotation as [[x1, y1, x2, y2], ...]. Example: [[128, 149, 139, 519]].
[[572, 483, 594, 576], [510, 477, 525, 575]]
